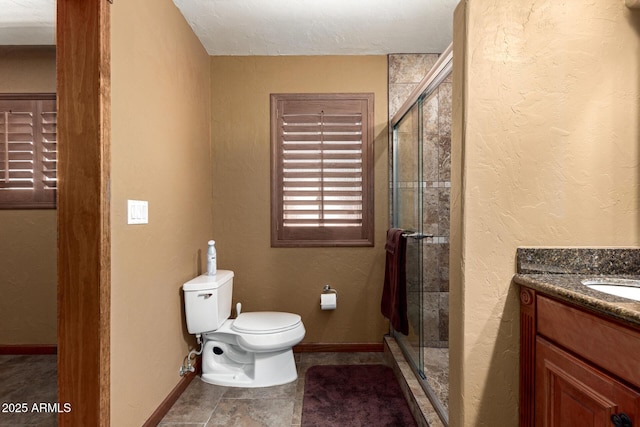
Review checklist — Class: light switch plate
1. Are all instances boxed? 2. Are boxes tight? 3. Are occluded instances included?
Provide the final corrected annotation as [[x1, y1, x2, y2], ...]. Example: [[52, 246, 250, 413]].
[[127, 200, 148, 224]]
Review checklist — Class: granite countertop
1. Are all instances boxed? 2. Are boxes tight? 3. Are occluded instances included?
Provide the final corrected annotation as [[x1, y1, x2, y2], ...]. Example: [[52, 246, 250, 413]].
[[513, 273, 640, 327], [514, 248, 640, 327]]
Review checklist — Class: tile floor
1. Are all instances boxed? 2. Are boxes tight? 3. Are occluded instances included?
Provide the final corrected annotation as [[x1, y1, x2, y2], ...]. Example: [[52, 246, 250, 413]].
[[159, 352, 388, 427], [0, 351, 419, 427], [0, 354, 57, 427]]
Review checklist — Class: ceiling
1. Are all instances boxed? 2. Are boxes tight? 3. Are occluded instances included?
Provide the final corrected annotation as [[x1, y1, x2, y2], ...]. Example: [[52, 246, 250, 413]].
[[0, 0, 457, 55], [0, 0, 54, 45], [173, 0, 457, 55]]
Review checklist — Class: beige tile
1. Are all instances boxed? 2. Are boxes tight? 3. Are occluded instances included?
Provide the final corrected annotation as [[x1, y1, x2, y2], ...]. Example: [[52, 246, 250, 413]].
[[406, 239, 422, 292], [0, 355, 57, 427], [390, 83, 418, 119], [438, 82, 452, 136], [221, 381, 297, 400], [389, 54, 440, 84], [160, 379, 227, 424], [439, 136, 451, 182], [205, 398, 294, 427], [438, 243, 450, 292], [407, 290, 422, 334], [422, 243, 439, 292], [298, 352, 385, 367], [423, 134, 440, 183], [422, 92, 439, 136], [291, 398, 303, 426], [438, 189, 450, 237], [422, 293, 440, 342], [422, 188, 440, 238], [159, 423, 205, 427], [423, 347, 449, 412], [439, 293, 450, 343]]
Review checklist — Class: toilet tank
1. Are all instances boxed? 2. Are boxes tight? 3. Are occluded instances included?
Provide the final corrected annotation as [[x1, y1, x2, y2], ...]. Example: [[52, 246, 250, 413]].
[[183, 270, 234, 334]]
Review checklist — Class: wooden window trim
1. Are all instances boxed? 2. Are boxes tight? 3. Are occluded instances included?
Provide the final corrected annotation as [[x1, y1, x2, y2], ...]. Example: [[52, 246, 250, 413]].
[[0, 93, 57, 209], [270, 93, 374, 247]]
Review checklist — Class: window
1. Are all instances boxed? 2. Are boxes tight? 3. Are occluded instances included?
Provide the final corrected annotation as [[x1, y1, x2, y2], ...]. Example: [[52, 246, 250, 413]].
[[270, 93, 374, 247], [0, 94, 57, 209]]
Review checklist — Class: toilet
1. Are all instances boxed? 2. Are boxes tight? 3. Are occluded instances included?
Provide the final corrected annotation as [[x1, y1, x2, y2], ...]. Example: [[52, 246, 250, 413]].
[[183, 270, 305, 387]]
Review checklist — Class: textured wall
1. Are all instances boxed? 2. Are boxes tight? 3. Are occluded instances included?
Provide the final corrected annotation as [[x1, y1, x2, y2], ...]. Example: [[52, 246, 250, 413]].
[[451, 0, 640, 425], [0, 46, 56, 345], [110, 0, 213, 424], [210, 56, 389, 344]]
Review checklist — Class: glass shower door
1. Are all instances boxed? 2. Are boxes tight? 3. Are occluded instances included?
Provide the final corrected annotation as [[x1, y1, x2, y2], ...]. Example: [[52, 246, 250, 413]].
[[392, 99, 424, 375], [390, 49, 452, 425]]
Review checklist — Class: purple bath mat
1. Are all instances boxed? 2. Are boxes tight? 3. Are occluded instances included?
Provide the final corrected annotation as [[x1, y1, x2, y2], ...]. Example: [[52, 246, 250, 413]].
[[301, 364, 417, 427]]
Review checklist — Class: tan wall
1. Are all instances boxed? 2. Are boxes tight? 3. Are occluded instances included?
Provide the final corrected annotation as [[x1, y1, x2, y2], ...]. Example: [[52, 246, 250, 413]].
[[210, 56, 389, 344], [110, 0, 212, 424], [0, 46, 57, 345], [451, 1, 640, 425]]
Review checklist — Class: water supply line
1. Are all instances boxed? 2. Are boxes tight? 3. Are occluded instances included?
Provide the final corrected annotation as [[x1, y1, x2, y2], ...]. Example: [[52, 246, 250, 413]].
[[179, 334, 203, 376]]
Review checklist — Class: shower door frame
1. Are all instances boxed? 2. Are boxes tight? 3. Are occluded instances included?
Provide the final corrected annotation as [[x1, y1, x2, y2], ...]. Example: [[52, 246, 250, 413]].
[[389, 45, 453, 426]]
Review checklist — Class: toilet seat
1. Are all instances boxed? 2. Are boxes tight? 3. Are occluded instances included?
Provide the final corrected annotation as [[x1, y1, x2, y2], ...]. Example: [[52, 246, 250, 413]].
[[232, 312, 301, 335], [203, 311, 306, 353]]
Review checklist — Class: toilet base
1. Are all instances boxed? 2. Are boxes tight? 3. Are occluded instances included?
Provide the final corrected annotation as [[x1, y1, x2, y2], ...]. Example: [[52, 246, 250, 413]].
[[200, 339, 298, 388]]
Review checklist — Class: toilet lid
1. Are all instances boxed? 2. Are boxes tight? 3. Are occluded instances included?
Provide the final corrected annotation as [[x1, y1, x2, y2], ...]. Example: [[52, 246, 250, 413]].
[[232, 312, 301, 334]]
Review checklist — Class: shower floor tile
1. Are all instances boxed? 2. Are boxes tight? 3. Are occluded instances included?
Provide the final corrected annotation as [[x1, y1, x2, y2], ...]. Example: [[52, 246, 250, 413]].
[[423, 347, 449, 412]]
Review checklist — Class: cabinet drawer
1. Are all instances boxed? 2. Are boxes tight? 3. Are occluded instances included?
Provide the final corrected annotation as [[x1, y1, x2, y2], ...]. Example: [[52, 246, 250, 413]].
[[537, 295, 640, 388]]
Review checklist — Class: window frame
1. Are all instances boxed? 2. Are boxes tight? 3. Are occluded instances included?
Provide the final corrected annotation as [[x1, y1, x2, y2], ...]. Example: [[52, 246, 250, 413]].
[[270, 93, 375, 248], [0, 93, 57, 210]]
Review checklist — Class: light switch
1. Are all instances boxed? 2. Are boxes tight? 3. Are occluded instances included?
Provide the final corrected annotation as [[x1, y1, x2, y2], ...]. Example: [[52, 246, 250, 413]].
[[127, 200, 148, 224]]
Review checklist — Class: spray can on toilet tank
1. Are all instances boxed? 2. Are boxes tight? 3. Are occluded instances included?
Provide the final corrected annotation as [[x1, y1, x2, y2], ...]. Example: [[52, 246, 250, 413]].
[[207, 240, 217, 275]]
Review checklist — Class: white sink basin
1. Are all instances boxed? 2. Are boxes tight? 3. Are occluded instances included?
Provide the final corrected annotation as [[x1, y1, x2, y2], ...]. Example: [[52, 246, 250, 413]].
[[581, 278, 640, 302]]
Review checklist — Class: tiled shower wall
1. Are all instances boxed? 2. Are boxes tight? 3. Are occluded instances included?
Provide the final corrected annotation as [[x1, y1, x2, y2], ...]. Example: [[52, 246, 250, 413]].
[[389, 54, 450, 348]]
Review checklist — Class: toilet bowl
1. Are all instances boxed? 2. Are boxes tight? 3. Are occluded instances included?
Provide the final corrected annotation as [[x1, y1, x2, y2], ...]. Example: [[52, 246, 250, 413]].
[[183, 271, 306, 388]]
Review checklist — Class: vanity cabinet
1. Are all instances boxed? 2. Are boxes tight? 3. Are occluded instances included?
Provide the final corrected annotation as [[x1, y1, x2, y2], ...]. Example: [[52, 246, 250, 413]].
[[520, 287, 640, 426]]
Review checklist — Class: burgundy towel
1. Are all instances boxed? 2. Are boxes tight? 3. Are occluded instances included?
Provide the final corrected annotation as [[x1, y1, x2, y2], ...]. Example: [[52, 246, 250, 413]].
[[381, 228, 409, 335]]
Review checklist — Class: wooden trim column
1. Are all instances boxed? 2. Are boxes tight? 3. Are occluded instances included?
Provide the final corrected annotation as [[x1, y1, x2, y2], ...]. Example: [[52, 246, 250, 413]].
[[57, 0, 111, 425], [519, 287, 536, 427]]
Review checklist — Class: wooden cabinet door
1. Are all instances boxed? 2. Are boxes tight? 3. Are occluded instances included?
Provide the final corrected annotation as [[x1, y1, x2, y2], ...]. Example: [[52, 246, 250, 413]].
[[536, 337, 640, 427]]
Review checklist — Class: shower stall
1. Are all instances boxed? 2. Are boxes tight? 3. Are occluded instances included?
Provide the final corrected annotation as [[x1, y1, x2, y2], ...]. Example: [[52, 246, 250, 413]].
[[389, 46, 452, 424]]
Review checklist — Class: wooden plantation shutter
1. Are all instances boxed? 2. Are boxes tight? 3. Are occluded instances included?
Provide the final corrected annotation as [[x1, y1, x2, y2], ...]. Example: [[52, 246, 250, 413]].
[[0, 94, 57, 209], [271, 93, 374, 247]]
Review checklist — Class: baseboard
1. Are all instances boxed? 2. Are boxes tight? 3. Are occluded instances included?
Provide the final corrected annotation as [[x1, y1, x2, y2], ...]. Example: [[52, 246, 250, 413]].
[[293, 342, 384, 353], [0, 344, 57, 355], [142, 359, 200, 427]]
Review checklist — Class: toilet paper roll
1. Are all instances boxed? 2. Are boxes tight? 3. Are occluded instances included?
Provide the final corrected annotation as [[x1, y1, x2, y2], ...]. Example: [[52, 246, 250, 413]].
[[320, 293, 337, 310]]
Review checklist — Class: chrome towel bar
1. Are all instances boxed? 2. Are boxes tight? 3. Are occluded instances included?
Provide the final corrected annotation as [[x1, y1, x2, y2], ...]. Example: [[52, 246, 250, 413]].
[[401, 231, 433, 240]]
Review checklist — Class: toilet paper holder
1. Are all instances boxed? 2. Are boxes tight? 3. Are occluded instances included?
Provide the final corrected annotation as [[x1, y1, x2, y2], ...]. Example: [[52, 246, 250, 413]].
[[322, 284, 338, 296]]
